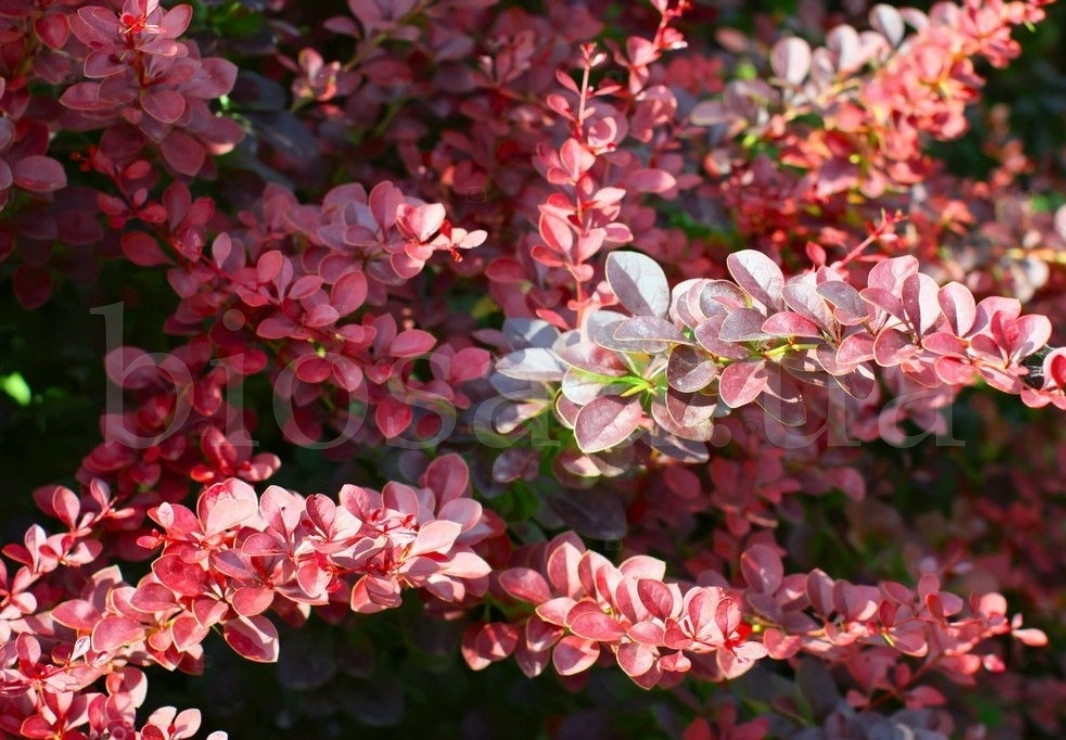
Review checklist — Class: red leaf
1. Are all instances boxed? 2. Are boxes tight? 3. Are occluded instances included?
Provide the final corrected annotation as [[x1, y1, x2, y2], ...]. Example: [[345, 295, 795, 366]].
[[626, 168, 676, 194], [389, 329, 435, 357], [121, 232, 171, 267], [637, 579, 676, 620], [13, 264, 53, 309], [153, 555, 208, 597], [616, 641, 656, 678]]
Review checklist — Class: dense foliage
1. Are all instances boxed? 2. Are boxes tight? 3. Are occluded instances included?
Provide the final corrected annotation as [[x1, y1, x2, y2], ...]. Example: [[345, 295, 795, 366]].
[[3, 0, 1066, 736]]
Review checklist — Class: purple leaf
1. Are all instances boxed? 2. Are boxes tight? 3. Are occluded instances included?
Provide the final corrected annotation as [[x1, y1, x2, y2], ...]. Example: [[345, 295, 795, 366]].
[[667, 345, 717, 392], [606, 251, 670, 318], [719, 308, 773, 342], [726, 251, 784, 311], [816, 281, 868, 325], [612, 316, 685, 352], [574, 395, 643, 453], [757, 367, 806, 426], [496, 348, 567, 381], [782, 274, 835, 329], [12, 156, 67, 193], [740, 544, 784, 593], [694, 317, 749, 359], [665, 387, 717, 428], [159, 130, 206, 177], [901, 273, 940, 334]]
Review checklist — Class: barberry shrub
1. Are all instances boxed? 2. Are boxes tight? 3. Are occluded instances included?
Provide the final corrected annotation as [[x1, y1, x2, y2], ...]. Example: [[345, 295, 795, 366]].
[[2, 0, 1066, 737]]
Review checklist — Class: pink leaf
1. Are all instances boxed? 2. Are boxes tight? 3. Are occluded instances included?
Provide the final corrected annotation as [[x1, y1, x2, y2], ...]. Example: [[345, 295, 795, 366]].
[[626, 168, 676, 194], [141, 88, 186, 124], [223, 615, 279, 662], [498, 567, 552, 604], [552, 635, 600, 675], [331, 270, 368, 317], [232, 587, 275, 617], [409, 520, 462, 556], [567, 610, 625, 642], [770, 36, 812, 85], [92, 615, 146, 652], [51, 599, 99, 631], [129, 583, 178, 613]]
